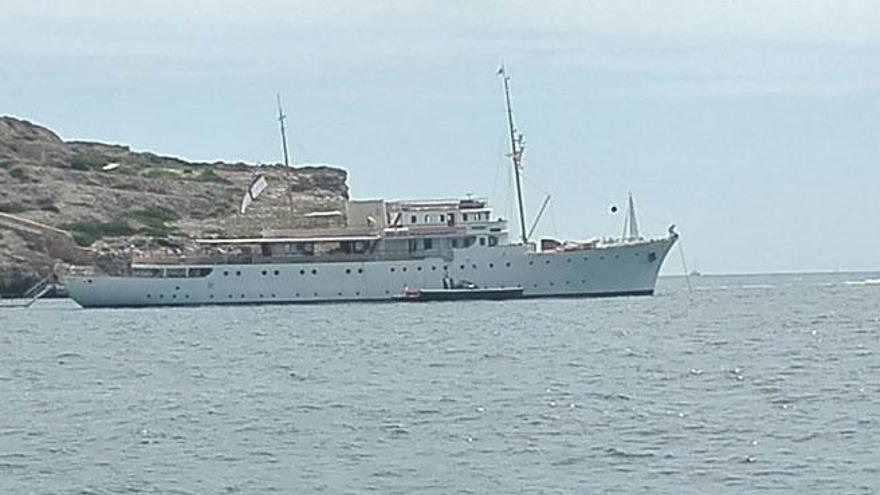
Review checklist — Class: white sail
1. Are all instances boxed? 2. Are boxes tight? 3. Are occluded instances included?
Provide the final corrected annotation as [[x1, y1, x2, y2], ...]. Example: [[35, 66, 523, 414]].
[[240, 174, 269, 214]]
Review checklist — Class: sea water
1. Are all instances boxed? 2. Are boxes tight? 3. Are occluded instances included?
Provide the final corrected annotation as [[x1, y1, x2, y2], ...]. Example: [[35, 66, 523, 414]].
[[1, 273, 878, 494]]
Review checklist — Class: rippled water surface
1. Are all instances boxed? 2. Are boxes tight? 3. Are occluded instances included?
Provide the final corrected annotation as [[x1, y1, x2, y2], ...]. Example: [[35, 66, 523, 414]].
[[2, 273, 879, 494]]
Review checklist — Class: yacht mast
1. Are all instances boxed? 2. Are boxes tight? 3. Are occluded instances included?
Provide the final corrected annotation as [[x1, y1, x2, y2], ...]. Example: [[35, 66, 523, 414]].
[[498, 66, 528, 244], [277, 93, 291, 168]]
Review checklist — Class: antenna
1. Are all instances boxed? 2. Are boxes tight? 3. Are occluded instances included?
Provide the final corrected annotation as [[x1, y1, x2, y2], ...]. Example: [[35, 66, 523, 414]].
[[277, 93, 291, 168], [498, 66, 528, 244]]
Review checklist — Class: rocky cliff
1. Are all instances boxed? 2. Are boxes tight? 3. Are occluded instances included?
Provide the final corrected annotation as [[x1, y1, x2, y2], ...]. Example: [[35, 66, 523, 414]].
[[0, 116, 349, 296]]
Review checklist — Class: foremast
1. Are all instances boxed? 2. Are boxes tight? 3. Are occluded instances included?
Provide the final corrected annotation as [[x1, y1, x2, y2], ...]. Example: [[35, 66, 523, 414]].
[[498, 66, 528, 245]]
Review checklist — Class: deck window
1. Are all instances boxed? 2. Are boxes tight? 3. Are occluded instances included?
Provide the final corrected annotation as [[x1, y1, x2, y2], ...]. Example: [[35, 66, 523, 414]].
[[424, 238, 433, 250]]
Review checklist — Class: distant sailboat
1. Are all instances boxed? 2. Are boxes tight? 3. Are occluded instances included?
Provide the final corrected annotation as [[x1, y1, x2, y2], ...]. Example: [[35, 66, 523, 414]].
[[621, 192, 642, 241], [690, 258, 702, 277]]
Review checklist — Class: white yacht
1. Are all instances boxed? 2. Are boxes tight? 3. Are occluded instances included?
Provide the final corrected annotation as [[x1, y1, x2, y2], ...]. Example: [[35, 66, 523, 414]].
[[62, 70, 678, 308]]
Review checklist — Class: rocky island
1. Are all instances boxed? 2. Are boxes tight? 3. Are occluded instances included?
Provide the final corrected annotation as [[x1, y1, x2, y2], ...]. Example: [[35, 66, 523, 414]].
[[0, 116, 349, 296]]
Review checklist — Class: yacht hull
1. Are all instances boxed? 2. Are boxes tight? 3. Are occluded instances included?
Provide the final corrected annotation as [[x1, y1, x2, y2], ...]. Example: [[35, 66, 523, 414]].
[[64, 237, 676, 308]]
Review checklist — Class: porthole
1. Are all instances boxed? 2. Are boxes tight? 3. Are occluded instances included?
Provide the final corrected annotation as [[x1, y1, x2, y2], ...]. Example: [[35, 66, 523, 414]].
[[175, 286, 180, 290], [357, 268, 363, 274], [313, 292, 318, 297], [223, 271, 229, 276], [549, 282, 554, 287], [240, 294, 245, 298], [271, 294, 276, 298], [295, 292, 300, 297], [402, 267, 407, 272], [159, 294, 164, 299], [209, 294, 214, 299], [431, 266, 437, 271], [505, 262, 511, 267], [417, 266, 422, 271], [533, 283, 538, 288], [185, 294, 189, 299], [274, 270, 280, 276], [345, 269, 351, 274], [528, 261, 534, 266], [337, 292, 343, 296], [259, 294, 264, 298], [488, 263, 494, 268], [615, 255, 619, 259], [261, 270, 268, 276], [566, 259, 572, 263], [472, 264, 477, 269], [311, 269, 317, 275], [545, 260, 550, 265], [235, 271, 241, 276], [146, 294, 151, 299], [390, 267, 395, 273], [385, 290, 390, 295], [300, 269, 306, 275], [565, 281, 570, 285], [355, 291, 360, 296], [228, 295, 233, 299]]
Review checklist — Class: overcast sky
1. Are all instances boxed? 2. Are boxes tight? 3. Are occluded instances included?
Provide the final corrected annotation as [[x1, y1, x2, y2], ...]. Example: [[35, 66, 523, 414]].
[[2, 1, 878, 274]]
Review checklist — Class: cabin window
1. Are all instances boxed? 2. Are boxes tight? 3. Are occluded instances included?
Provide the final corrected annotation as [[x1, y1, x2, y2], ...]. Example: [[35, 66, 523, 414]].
[[410, 215, 417, 224], [463, 213, 468, 221], [479, 237, 486, 246], [449, 213, 455, 224], [424, 238, 433, 250], [134, 268, 163, 278], [488, 236, 498, 247], [451, 238, 459, 248], [424, 215, 431, 223], [440, 214, 445, 222], [464, 236, 476, 248]]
